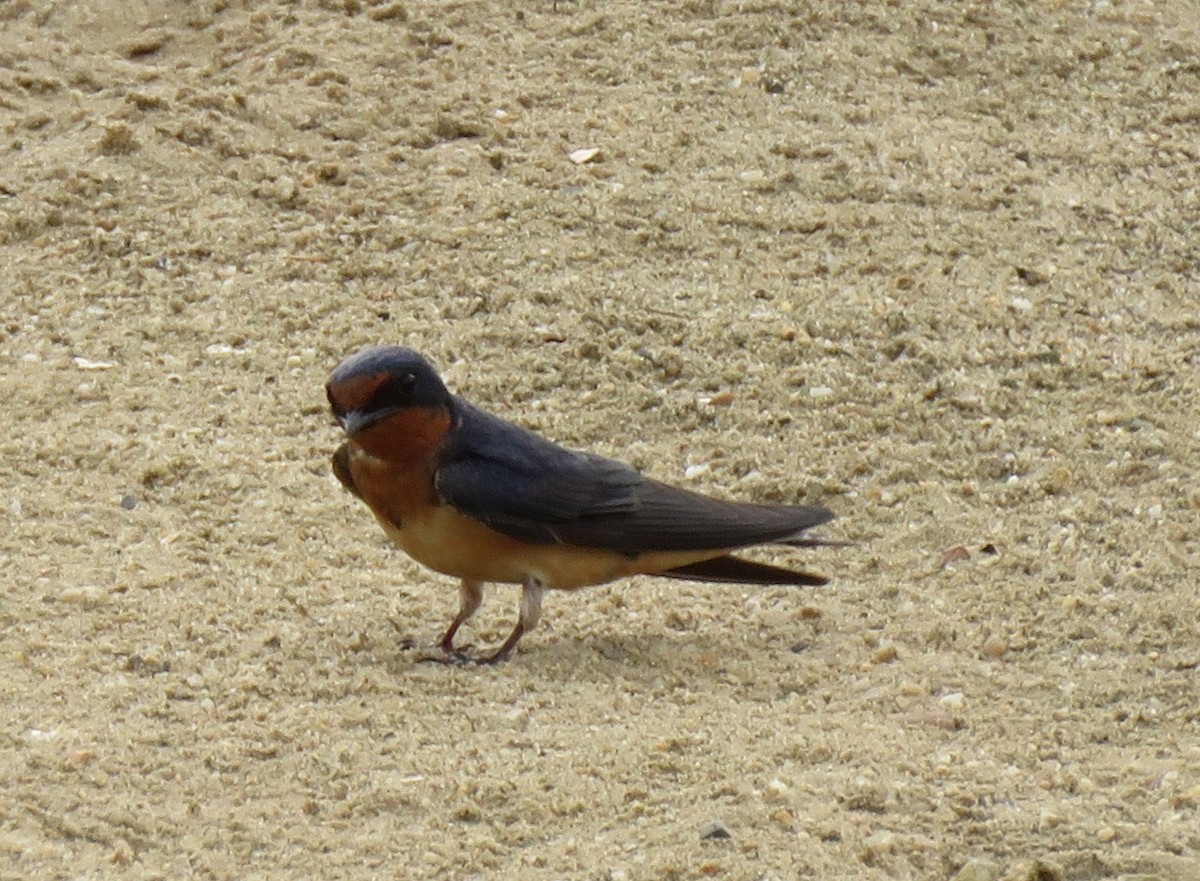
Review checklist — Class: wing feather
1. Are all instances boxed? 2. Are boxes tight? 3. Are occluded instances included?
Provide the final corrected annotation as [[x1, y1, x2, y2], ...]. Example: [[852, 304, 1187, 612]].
[[435, 400, 833, 557]]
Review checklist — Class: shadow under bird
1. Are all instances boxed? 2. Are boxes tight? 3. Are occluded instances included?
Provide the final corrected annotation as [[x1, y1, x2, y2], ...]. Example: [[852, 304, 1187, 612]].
[[326, 345, 835, 664]]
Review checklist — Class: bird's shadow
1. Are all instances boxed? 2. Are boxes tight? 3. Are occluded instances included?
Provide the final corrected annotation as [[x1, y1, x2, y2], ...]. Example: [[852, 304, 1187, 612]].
[[379, 627, 815, 685]]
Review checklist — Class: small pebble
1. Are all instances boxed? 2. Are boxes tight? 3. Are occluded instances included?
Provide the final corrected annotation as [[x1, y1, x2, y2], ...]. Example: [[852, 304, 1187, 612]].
[[907, 704, 960, 730], [938, 692, 965, 710], [1038, 809, 1063, 830], [1172, 785, 1200, 809], [765, 778, 791, 799], [65, 749, 97, 767], [60, 585, 108, 606], [1040, 466, 1071, 494], [952, 858, 1000, 881], [1060, 594, 1083, 612], [859, 830, 896, 859], [568, 147, 601, 164], [940, 546, 970, 567], [74, 356, 115, 370], [120, 494, 138, 510], [981, 636, 1008, 659], [872, 644, 899, 664], [738, 67, 763, 86], [109, 838, 135, 865], [699, 821, 732, 840], [864, 485, 898, 506]]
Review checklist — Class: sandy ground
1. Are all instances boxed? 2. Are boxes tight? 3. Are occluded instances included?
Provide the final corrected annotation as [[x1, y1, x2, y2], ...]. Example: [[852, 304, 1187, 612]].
[[2, 1, 1199, 879]]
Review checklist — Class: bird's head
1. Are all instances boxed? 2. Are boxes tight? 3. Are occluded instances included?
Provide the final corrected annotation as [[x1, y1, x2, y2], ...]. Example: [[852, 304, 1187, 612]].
[[326, 346, 453, 461]]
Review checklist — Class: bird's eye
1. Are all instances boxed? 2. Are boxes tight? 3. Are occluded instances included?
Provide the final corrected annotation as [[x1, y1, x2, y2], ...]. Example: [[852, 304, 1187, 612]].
[[371, 371, 418, 410], [388, 372, 417, 398]]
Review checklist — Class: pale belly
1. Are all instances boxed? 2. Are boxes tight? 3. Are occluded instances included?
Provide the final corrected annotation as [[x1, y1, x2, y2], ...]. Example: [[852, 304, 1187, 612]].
[[349, 445, 722, 589], [372, 504, 721, 589]]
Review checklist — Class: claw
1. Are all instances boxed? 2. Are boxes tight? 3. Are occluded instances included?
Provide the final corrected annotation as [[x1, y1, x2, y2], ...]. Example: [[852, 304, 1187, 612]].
[[416, 651, 475, 666]]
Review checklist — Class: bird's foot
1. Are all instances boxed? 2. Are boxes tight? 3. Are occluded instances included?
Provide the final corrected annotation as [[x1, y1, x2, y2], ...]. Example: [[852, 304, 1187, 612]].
[[415, 642, 512, 666], [416, 652, 475, 666]]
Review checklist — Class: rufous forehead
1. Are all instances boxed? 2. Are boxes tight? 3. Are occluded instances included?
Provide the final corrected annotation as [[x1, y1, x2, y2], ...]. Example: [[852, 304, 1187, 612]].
[[328, 371, 389, 412]]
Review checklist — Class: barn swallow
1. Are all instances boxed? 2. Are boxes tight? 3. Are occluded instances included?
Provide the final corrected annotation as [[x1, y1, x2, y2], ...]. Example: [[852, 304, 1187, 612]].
[[326, 345, 834, 664]]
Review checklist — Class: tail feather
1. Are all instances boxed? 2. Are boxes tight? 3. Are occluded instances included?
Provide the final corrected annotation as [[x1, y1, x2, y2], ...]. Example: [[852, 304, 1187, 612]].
[[779, 535, 852, 549], [661, 554, 827, 587]]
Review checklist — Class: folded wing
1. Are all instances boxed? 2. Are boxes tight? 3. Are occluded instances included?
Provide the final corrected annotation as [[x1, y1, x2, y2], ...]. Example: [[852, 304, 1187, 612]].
[[436, 401, 833, 558]]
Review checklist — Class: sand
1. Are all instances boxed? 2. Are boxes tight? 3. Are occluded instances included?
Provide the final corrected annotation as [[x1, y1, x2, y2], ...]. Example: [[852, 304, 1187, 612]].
[[2, 1, 1198, 879]]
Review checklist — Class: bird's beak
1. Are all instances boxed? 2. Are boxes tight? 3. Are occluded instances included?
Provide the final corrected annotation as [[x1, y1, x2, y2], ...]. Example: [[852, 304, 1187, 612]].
[[338, 410, 369, 438], [339, 408, 394, 438]]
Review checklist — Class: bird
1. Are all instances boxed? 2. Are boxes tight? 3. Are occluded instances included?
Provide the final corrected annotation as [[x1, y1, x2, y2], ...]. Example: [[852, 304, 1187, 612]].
[[325, 345, 834, 664]]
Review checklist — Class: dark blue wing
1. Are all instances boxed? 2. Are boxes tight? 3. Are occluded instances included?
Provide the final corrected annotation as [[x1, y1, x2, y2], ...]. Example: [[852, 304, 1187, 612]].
[[435, 399, 833, 557]]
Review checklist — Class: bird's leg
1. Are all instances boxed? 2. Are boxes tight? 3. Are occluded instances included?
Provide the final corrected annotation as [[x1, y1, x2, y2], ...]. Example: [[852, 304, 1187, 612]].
[[439, 578, 484, 656], [477, 576, 544, 665]]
